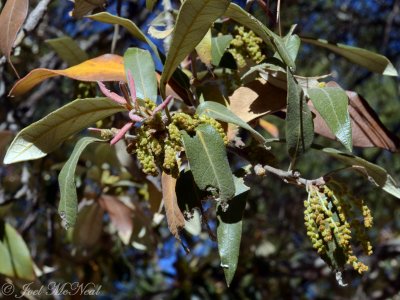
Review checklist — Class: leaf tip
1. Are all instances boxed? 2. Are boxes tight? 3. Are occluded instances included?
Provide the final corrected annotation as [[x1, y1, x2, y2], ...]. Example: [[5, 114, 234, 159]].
[[383, 63, 399, 77]]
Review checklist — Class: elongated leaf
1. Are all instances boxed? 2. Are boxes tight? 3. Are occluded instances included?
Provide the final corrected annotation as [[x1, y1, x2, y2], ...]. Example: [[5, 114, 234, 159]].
[[46, 36, 89, 66], [0, 0, 28, 71], [160, 0, 230, 96], [196, 29, 212, 67], [182, 124, 235, 201], [211, 34, 233, 66], [308, 87, 352, 151], [225, 3, 295, 70], [197, 101, 266, 144], [3, 98, 125, 164], [124, 48, 158, 102], [322, 148, 400, 199], [162, 172, 185, 240], [58, 137, 103, 228], [282, 29, 301, 63], [0, 221, 35, 280], [9, 54, 125, 96], [301, 37, 398, 76], [217, 176, 249, 286], [286, 70, 314, 160], [88, 13, 161, 62], [321, 148, 400, 199], [312, 81, 400, 152]]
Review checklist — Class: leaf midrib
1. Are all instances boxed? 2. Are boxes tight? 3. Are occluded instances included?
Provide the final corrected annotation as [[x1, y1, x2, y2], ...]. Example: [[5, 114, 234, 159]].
[[197, 130, 225, 198], [8, 99, 124, 161]]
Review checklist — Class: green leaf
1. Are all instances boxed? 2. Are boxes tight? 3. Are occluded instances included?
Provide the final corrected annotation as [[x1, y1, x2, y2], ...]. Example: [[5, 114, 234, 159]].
[[321, 148, 400, 199], [46, 36, 89, 66], [301, 37, 398, 76], [196, 101, 266, 144], [159, 0, 231, 97], [211, 34, 233, 66], [0, 221, 35, 280], [3, 97, 125, 164], [146, 0, 158, 11], [88, 13, 161, 62], [176, 170, 208, 236], [124, 48, 158, 103], [224, 3, 295, 70], [58, 137, 103, 229], [286, 70, 314, 161], [217, 176, 249, 286], [181, 124, 235, 202], [308, 87, 352, 151], [196, 29, 212, 67], [282, 27, 300, 63]]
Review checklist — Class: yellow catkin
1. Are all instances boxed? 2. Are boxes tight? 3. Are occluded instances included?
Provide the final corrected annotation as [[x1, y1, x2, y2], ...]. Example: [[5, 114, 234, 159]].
[[304, 184, 373, 274]]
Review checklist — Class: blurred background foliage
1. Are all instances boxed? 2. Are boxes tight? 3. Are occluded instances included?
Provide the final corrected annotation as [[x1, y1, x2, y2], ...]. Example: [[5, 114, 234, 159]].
[[1, 0, 400, 299]]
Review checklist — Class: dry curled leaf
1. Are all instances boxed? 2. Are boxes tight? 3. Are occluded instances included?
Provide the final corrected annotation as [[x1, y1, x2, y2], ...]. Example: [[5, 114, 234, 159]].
[[0, 0, 29, 76], [161, 172, 185, 240], [229, 79, 286, 123]]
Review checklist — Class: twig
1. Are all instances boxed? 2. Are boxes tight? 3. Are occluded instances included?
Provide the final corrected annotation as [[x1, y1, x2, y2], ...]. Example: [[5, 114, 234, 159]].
[[276, 0, 282, 36], [256, 164, 326, 187], [111, 25, 120, 54]]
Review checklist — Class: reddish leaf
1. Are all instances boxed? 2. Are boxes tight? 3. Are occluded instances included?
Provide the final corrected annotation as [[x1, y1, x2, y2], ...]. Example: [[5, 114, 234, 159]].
[[99, 195, 133, 245], [72, 200, 105, 249], [161, 172, 185, 240], [9, 54, 125, 97], [313, 81, 400, 152], [0, 0, 29, 76]]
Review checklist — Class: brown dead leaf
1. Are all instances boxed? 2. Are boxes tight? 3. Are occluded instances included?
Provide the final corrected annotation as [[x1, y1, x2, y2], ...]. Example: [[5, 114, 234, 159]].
[[99, 195, 133, 245], [72, 200, 104, 249], [161, 172, 185, 240], [313, 81, 400, 152], [229, 79, 286, 123], [0, 0, 29, 77]]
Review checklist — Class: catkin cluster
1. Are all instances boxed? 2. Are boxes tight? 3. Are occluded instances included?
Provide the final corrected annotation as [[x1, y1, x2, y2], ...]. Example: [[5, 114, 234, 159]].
[[127, 107, 227, 177], [229, 26, 266, 68], [304, 184, 373, 274]]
